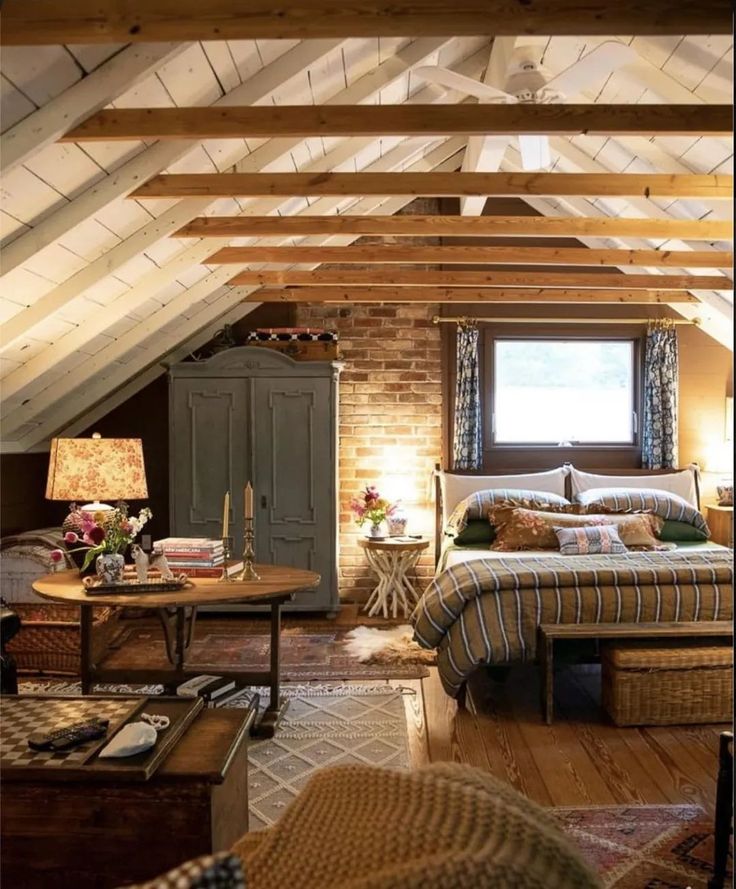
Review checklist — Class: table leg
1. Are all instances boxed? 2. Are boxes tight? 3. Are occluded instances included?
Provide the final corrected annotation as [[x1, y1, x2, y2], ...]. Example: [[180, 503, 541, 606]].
[[80, 605, 93, 695], [253, 601, 288, 739], [539, 632, 554, 724]]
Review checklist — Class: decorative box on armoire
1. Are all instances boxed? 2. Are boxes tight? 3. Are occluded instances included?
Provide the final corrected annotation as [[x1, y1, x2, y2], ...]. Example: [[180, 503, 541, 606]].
[[168, 347, 341, 614]]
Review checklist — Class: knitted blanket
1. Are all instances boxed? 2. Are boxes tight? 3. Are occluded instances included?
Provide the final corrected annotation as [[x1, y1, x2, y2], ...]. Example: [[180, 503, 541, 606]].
[[234, 762, 601, 888]]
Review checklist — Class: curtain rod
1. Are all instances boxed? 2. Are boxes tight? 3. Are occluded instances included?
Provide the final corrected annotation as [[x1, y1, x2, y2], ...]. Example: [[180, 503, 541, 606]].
[[432, 315, 700, 326]]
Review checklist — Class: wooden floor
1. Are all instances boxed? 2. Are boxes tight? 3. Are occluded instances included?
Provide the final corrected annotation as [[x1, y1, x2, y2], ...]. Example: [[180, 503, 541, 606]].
[[110, 607, 726, 816], [400, 664, 725, 816]]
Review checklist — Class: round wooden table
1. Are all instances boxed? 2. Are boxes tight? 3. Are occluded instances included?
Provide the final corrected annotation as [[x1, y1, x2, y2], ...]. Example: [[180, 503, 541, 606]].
[[358, 538, 429, 619], [32, 565, 320, 737]]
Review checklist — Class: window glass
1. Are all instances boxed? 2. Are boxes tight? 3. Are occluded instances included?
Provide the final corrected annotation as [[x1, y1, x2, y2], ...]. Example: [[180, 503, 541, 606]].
[[493, 339, 635, 445]]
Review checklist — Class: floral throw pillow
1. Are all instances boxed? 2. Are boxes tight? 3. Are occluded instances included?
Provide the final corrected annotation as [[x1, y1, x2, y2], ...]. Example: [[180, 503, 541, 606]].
[[488, 505, 665, 551], [554, 525, 628, 555], [126, 853, 245, 889]]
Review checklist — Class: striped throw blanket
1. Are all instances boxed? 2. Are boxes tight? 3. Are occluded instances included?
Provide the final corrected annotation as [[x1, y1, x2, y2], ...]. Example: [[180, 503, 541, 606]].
[[411, 550, 733, 697]]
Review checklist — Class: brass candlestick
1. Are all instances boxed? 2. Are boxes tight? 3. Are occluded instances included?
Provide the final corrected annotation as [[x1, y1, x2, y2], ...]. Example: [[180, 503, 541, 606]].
[[217, 536, 233, 583], [235, 518, 260, 581]]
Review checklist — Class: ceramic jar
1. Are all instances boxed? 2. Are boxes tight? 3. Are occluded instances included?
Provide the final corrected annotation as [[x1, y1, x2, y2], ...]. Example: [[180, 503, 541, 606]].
[[95, 552, 125, 584]]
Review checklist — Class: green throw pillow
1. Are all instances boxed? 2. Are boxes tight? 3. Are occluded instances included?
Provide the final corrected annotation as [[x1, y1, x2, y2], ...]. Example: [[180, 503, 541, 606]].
[[454, 520, 495, 546], [658, 519, 708, 542]]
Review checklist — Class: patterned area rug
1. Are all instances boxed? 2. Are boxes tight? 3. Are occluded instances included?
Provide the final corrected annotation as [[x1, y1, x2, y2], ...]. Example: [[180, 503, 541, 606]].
[[101, 621, 430, 680], [554, 804, 730, 888], [247, 687, 411, 830]]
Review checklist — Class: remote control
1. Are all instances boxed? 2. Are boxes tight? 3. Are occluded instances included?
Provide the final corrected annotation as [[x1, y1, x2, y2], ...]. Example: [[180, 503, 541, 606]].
[[28, 718, 110, 752]]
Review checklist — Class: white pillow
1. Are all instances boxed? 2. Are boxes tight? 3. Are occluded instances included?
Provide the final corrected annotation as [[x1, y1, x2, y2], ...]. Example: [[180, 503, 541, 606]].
[[440, 467, 569, 517], [568, 465, 699, 508]]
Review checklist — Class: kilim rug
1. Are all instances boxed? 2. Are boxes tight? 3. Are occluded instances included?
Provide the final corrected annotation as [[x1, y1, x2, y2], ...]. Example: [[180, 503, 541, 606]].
[[101, 621, 430, 680], [554, 804, 731, 888]]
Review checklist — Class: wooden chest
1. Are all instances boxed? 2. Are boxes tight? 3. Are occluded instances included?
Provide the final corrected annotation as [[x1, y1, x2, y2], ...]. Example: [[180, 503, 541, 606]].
[[602, 639, 733, 726]]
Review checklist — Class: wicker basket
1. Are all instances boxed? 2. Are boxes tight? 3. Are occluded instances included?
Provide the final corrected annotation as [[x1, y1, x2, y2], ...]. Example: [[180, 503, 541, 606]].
[[6, 603, 121, 676], [602, 639, 733, 726]]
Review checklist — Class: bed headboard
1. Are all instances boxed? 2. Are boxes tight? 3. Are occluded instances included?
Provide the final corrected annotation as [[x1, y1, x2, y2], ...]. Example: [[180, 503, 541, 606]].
[[433, 463, 701, 568]]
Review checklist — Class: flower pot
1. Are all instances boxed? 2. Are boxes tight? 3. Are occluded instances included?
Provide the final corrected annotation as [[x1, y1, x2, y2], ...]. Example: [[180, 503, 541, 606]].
[[95, 553, 125, 584]]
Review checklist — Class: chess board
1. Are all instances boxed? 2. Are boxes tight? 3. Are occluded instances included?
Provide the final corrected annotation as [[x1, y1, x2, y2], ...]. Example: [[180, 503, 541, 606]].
[[1, 697, 143, 770]]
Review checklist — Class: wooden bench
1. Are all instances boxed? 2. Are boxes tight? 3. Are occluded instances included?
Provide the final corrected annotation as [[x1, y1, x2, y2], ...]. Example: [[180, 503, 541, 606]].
[[537, 621, 734, 724]]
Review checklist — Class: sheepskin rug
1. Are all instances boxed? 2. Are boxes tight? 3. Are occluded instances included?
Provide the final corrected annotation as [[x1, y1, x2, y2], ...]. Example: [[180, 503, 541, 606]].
[[343, 625, 436, 666]]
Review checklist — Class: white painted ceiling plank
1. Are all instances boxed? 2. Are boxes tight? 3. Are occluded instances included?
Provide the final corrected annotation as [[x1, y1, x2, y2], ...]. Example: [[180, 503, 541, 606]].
[[0, 37, 457, 352], [0, 38, 345, 278], [0, 74, 37, 133], [1, 46, 82, 108], [3, 140, 462, 440], [1, 43, 186, 175]]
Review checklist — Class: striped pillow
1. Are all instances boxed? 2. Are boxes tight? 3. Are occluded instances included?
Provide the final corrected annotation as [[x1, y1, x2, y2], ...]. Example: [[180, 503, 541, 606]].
[[554, 524, 628, 555], [445, 488, 570, 535], [574, 487, 710, 537]]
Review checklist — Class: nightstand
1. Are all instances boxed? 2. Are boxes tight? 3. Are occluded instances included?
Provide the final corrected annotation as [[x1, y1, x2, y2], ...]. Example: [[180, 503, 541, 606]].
[[706, 504, 734, 547]]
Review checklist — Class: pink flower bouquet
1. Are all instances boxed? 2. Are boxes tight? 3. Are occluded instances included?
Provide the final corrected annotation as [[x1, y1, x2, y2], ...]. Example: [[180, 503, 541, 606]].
[[52, 503, 152, 573], [349, 486, 397, 528]]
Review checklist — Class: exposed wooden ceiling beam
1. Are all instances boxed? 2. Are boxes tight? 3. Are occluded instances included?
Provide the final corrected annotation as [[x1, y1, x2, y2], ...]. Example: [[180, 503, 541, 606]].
[[0, 37, 348, 279], [176, 214, 734, 240], [206, 245, 732, 268], [61, 104, 733, 141], [227, 269, 732, 290], [244, 287, 699, 303], [132, 172, 733, 199], [1, 43, 187, 175], [2, 0, 730, 44]]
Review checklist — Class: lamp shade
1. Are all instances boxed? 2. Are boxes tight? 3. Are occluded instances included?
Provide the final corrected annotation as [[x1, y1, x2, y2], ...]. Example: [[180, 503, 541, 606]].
[[45, 436, 148, 501]]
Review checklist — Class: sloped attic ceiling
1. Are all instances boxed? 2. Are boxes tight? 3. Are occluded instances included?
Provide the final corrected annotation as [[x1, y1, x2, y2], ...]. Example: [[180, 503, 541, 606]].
[[0, 33, 733, 452]]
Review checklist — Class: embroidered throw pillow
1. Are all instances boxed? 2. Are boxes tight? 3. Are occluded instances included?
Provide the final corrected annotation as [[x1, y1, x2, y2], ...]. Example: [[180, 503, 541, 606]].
[[127, 853, 245, 889], [488, 505, 665, 551], [554, 524, 628, 555]]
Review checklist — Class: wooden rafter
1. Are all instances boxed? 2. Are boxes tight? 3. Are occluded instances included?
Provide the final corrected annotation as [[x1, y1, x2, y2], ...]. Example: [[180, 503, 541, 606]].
[[132, 172, 733, 199], [1, 0, 731, 44], [227, 269, 732, 290], [1, 43, 186, 174], [0, 36, 458, 349], [0, 37, 349, 278], [206, 245, 733, 268], [175, 214, 734, 240], [244, 287, 699, 303], [61, 104, 734, 141]]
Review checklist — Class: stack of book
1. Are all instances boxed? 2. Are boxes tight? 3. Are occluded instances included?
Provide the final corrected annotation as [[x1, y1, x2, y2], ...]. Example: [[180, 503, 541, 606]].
[[153, 537, 231, 577]]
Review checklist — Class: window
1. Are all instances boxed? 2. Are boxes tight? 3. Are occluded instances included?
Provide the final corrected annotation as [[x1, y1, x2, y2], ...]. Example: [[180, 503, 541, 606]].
[[492, 338, 636, 446]]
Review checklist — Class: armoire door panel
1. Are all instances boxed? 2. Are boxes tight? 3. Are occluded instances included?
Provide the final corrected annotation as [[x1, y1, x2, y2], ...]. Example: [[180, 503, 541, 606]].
[[268, 535, 317, 572], [171, 381, 247, 538]]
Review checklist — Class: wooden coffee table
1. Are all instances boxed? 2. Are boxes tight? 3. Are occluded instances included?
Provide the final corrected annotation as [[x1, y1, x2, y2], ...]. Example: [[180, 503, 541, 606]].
[[32, 565, 320, 737]]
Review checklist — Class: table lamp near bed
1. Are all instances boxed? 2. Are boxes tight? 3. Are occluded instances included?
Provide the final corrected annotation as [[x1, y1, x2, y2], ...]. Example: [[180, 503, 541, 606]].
[[704, 441, 734, 507]]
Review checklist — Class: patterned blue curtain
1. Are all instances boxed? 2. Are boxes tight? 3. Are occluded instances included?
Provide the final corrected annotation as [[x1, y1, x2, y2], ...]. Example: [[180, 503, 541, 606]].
[[642, 320, 679, 469], [452, 322, 482, 470]]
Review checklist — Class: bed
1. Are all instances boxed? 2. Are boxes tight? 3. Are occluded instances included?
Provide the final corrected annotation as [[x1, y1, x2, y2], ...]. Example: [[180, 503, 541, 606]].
[[411, 464, 734, 698]]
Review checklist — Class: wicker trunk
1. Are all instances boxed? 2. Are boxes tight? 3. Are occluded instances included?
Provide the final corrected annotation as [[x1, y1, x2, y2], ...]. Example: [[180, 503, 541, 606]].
[[602, 640, 733, 726]]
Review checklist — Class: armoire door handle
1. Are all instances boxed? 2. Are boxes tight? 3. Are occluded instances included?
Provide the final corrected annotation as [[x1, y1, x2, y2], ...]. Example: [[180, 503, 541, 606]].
[[260, 495, 268, 508]]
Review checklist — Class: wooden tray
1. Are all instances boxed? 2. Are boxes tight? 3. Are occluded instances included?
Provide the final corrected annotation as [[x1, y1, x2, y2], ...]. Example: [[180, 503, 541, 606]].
[[1, 696, 203, 783], [82, 577, 191, 595]]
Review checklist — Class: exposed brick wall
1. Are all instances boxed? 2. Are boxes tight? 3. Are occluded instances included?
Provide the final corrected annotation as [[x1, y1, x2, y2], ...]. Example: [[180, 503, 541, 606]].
[[295, 302, 442, 604]]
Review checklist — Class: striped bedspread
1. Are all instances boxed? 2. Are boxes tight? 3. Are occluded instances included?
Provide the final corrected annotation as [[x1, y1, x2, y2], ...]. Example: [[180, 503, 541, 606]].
[[411, 550, 733, 697]]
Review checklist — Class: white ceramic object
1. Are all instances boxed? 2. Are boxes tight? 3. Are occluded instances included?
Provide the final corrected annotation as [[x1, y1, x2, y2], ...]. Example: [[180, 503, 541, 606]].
[[98, 722, 158, 758]]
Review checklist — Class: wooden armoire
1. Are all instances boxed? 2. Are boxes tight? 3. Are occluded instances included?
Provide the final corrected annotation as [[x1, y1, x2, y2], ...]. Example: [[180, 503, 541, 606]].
[[168, 347, 341, 613]]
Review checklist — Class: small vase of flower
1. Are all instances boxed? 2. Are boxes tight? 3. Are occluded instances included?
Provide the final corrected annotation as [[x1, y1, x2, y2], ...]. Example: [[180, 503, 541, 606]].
[[52, 503, 153, 581], [349, 486, 397, 538]]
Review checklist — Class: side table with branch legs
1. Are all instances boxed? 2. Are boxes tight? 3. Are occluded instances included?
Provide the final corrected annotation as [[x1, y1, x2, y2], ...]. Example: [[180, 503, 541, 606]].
[[358, 538, 430, 619]]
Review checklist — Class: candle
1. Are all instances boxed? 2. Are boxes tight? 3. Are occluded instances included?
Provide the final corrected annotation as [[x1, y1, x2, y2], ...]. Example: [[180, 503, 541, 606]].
[[244, 482, 254, 520], [222, 490, 230, 539]]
